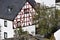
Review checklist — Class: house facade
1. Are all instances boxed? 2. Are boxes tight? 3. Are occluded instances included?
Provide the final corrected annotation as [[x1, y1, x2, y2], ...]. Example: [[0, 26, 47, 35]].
[[13, 2, 36, 35], [0, 19, 14, 39], [0, 0, 36, 40]]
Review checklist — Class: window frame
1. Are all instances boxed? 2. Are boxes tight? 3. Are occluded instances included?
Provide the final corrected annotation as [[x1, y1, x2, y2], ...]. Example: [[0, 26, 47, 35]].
[[4, 32, 7, 39], [4, 20, 7, 27], [17, 21, 21, 27]]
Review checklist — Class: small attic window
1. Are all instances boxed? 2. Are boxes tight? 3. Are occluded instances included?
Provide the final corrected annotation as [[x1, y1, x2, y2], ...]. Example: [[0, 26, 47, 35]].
[[24, 8, 29, 14], [24, 8, 29, 12], [8, 8, 12, 12], [7, 6, 13, 12]]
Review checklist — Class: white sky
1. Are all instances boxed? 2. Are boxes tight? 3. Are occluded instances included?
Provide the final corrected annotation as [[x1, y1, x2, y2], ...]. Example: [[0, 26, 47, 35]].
[[35, 0, 55, 7]]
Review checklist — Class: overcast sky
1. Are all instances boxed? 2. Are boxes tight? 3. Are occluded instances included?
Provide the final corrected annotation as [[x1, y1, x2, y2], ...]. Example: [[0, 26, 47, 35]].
[[35, 0, 55, 7]]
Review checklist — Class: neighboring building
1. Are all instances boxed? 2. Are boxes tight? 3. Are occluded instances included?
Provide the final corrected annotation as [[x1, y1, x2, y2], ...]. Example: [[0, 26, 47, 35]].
[[54, 1, 60, 40], [56, 0, 60, 27], [35, 0, 55, 7], [0, 0, 36, 39], [54, 29, 60, 40], [56, 0, 60, 9], [56, 0, 60, 3]]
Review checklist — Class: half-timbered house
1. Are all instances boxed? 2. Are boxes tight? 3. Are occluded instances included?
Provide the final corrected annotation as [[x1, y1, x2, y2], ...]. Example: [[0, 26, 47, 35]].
[[0, 0, 36, 39]]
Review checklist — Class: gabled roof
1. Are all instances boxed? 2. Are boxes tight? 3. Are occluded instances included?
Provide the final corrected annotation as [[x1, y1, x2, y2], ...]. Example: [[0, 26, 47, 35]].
[[0, 0, 36, 21]]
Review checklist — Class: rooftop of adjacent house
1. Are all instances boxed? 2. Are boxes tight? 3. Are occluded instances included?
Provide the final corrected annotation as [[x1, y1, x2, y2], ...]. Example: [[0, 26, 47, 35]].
[[56, 0, 60, 3], [0, 0, 36, 21]]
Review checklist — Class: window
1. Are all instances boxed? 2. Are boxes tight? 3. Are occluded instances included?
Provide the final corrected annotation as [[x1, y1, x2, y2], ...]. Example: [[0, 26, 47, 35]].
[[4, 20, 7, 27], [24, 12, 29, 14], [0, 30, 1, 32], [24, 8, 29, 11], [24, 8, 29, 14], [4, 32, 7, 39], [0, 26, 1, 32], [17, 21, 21, 27]]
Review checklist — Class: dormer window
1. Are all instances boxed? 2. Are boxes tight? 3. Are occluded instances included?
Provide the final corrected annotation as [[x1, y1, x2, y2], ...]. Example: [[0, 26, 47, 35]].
[[8, 8, 12, 12], [7, 6, 13, 12]]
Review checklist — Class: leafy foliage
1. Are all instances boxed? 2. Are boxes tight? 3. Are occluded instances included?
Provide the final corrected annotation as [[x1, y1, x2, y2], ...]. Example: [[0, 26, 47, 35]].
[[14, 27, 28, 40], [34, 5, 57, 36]]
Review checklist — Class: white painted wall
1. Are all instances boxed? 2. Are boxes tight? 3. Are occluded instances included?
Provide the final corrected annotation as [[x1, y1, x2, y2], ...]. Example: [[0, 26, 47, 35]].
[[0, 19, 14, 39], [22, 25, 35, 36], [54, 29, 60, 40]]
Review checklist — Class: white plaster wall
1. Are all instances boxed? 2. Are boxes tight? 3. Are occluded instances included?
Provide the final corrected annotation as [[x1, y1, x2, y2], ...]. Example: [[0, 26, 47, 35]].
[[22, 25, 35, 36], [54, 29, 60, 40], [0, 19, 14, 39]]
